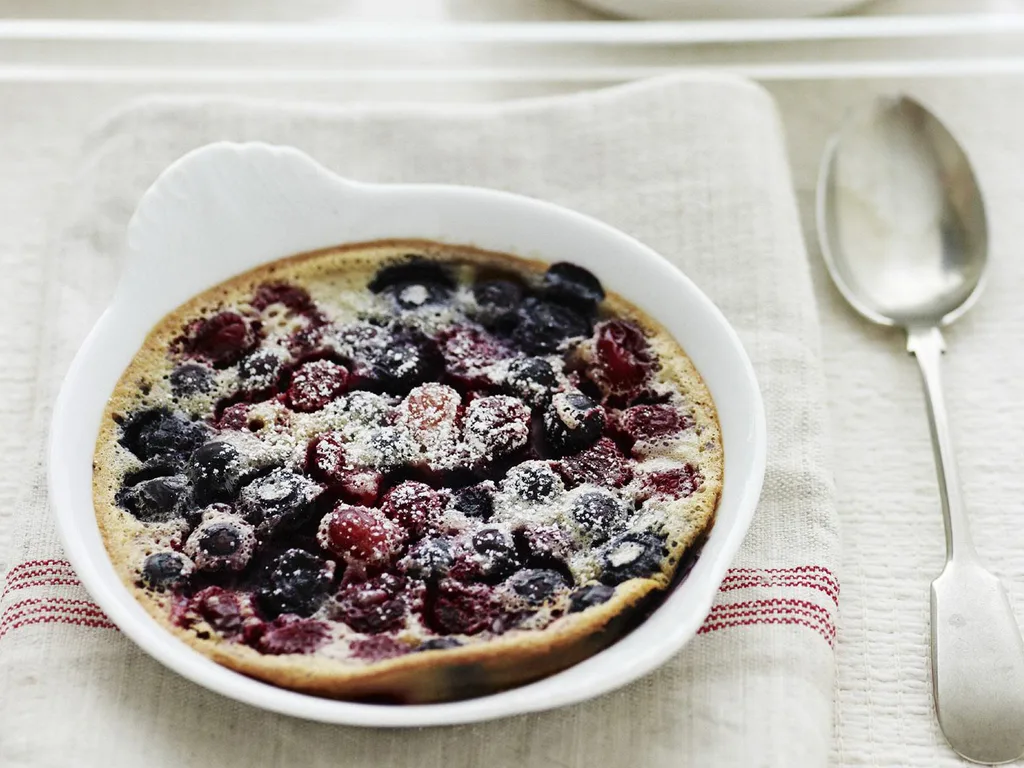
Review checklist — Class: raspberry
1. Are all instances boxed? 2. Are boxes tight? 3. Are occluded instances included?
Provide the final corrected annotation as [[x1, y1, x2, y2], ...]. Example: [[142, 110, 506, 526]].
[[589, 319, 654, 396], [255, 615, 331, 655], [463, 395, 531, 463], [318, 504, 407, 567], [250, 282, 317, 315], [350, 635, 411, 661], [333, 573, 415, 634], [637, 465, 702, 501], [182, 311, 258, 367], [437, 325, 508, 388], [615, 403, 692, 449], [286, 359, 349, 412], [430, 579, 505, 636], [306, 432, 384, 506], [191, 586, 244, 638], [381, 481, 448, 537], [556, 437, 632, 489]]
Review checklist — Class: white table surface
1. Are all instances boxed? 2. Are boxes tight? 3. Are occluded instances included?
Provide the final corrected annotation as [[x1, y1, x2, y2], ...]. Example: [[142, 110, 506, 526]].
[[2, 2, 1023, 767]]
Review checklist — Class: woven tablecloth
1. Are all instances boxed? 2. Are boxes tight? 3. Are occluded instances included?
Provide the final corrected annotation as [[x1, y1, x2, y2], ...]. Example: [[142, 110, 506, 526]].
[[0, 75, 836, 766]]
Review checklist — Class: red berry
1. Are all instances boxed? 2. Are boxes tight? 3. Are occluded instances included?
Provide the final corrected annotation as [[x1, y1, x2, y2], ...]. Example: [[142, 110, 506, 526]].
[[350, 635, 411, 661], [638, 464, 702, 501], [557, 437, 633, 489], [191, 586, 244, 638], [381, 481, 447, 537], [215, 402, 251, 430], [436, 325, 509, 388], [398, 383, 461, 435], [615, 404, 692, 449], [254, 615, 330, 655], [318, 504, 406, 567], [182, 311, 258, 367], [463, 395, 531, 463], [590, 319, 654, 396], [251, 282, 317, 315], [430, 579, 506, 635], [333, 573, 418, 634], [286, 360, 349, 412], [306, 432, 384, 505], [339, 469, 385, 507]]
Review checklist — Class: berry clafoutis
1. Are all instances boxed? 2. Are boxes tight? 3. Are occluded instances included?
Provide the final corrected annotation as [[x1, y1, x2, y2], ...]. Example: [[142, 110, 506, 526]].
[[93, 240, 723, 703]]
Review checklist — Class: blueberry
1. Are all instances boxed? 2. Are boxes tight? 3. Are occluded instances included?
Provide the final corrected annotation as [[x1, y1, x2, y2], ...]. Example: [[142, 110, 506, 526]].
[[399, 537, 455, 582], [511, 297, 592, 354], [544, 390, 605, 456], [571, 491, 629, 545], [367, 258, 455, 309], [568, 583, 615, 613], [507, 568, 569, 604], [505, 357, 557, 407], [141, 551, 194, 590], [471, 528, 522, 584], [368, 329, 445, 395], [416, 637, 463, 652], [451, 482, 495, 521], [599, 532, 667, 585], [542, 262, 605, 311], [185, 441, 244, 505], [502, 461, 564, 504], [237, 349, 282, 389], [119, 408, 208, 463], [170, 363, 214, 397], [256, 548, 334, 619], [116, 474, 191, 522], [472, 279, 523, 330], [184, 514, 256, 572], [237, 468, 322, 536]]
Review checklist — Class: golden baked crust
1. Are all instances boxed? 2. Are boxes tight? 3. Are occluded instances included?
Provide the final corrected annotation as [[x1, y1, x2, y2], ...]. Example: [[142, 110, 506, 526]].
[[92, 240, 722, 703]]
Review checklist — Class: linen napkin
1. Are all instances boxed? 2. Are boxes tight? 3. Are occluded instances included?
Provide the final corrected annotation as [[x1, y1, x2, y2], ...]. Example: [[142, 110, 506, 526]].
[[0, 73, 836, 768]]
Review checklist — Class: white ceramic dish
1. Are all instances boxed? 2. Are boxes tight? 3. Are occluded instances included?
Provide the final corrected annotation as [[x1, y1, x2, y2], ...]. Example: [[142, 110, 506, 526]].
[[48, 142, 766, 727], [571, 0, 866, 19]]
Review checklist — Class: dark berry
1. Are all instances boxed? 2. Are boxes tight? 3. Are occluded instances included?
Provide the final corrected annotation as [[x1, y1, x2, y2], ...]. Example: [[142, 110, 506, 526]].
[[117, 474, 191, 522], [286, 359, 349, 412], [615, 404, 691, 448], [511, 297, 592, 354], [399, 537, 455, 582], [638, 464, 702, 501], [119, 408, 207, 462], [503, 461, 564, 504], [471, 528, 521, 583], [169, 363, 213, 397], [543, 390, 605, 456], [237, 349, 282, 390], [191, 586, 244, 637], [382, 481, 447, 537], [368, 329, 445, 395], [471, 279, 523, 330], [505, 356, 557, 407], [599, 532, 667, 585], [557, 437, 633, 489], [542, 262, 604, 311], [141, 551, 194, 589], [318, 504, 406, 567], [237, 468, 322, 536], [182, 311, 258, 367], [416, 637, 463, 652], [256, 549, 334, 619], [437, 325, 508, 388], [464, 395, 531, 463], [255, 615, 331, 655], [431, 579, 504, 636], [368, 258, 455, 309], [185, 441, 244, 505], [571, 491, 629, 544], [589, 319, 654, 396], [568, 583, 615, 613], [250, 283, 317, 315], [185, 516, 256, 573], [451, 482, 495, 521], [332, 573, 412, 634], [507, 568, 569, 604]]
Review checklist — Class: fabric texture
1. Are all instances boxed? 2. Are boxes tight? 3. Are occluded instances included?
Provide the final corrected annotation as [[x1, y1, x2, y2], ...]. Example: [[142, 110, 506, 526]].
[[0, 74, 836, 768]]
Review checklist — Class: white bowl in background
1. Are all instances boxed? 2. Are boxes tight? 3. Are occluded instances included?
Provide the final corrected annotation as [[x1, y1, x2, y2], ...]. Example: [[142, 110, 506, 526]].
[[48, 142, 766, 727], [572, 0, 866, 19]]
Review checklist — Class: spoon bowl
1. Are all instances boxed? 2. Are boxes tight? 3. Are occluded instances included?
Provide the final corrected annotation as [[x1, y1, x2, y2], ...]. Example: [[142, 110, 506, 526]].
[[817, 95, 988, 328]]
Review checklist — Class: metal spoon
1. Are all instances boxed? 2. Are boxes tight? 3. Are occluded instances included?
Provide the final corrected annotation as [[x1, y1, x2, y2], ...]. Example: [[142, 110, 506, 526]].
[[817, 94, 1024, 764]]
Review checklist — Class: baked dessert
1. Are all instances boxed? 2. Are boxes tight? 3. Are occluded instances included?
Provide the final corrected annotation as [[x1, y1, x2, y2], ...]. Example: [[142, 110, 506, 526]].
[[92, 240, 722, 703]]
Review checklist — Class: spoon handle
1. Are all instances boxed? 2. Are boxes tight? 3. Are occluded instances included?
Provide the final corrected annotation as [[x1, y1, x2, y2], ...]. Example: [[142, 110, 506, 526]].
[[907, 326, 977, 565], [909, 326, 1024, 764]]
